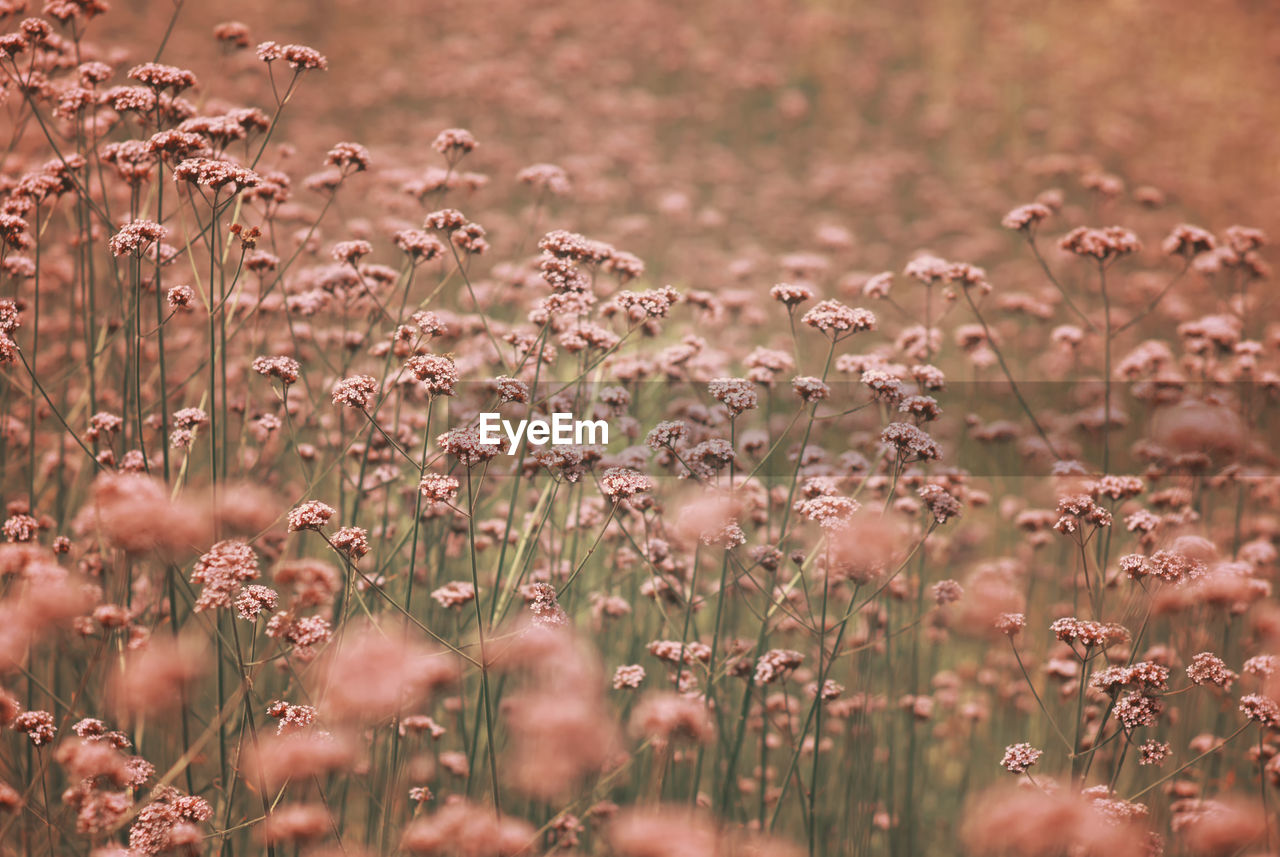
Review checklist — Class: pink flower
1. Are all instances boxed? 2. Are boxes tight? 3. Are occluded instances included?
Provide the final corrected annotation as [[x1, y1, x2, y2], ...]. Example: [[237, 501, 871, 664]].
[[288, 501, 336, 533], [1000, 742, 1042, 773], [431, 580, 476, 609], [331, 374, 378, 408], [600, 467, 654, 501], [801, 299, 875, 336]]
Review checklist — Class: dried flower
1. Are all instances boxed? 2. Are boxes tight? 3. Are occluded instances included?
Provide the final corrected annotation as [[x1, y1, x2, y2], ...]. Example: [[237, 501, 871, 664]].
[[1187, 652, 1237, 689], [331, 375, 378, 408], [13, 710, 56, 746], [252, 355, 300, 386], [431, 580, 476, 609], [326, 142, 370, 173], [127, 63, 197, 93], [234, 585, 278, 621], [400, 799, 534, 856], [770, 282, 815, 306], [600, 467, 654, 500], [288, 501, 336, 533], [792, 375, 830, 403], [802, 299, 876, 336], [1000, 742, 1041, 774], [794, 495, 860, 530], [331, 526, 370, 560], [708, 377, 758, 416], [432, 128, 477, 159], [1050, 617, 1129, 649], [630, 692, 714, 747], [613, 664, 646, 690], [1002, 203, 1052, 232], [109, 220, 165, 257], [437, 425, 505, 466], [1138, 740, 1170, 766], [191, 539, 259, 612], [1059, 226, 1141, 263], [257, 41, 327, 70], [755, 649, 804, 684], [995, 613, 1026, 636], [931, 579, 963, 605], [406, 354, 459, 396], [1240, 694, 1280, 728]]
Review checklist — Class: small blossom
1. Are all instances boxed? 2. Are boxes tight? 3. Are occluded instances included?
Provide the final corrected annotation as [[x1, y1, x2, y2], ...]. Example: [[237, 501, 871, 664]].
[[173, 407, 208, 430], [919, 484, 962, 524], [395, 229, 445, 261], [491, 376, 529, 404], [109, 220, 166, 257], [1059, 226, 1141, 263], [1162, 224, 1216, 258], [794, 495, 860, 530], [792, 375, 830, 403], [252, 355, 300, 386], [288, 501, 336, 533], [214, 21, 251, 48], [612, 665, 646, 690], [646, 420, 687, 449], [1241, 694, 1280, 728], [331, 527, 370, 560], [1053, 495, 1112, 535], [431, 580, 476, 609], [931, 580, 963, 605], [405, 354, 458, 396], [995, 613, 1026, 636], [3, 514, 38, 543], [234, 585, 277, 621], [437, 425, 505, 466], [432, 128, 477, 159], [166, 285, 194, 311], [257, 42, 327, 71], [265, 701, 316, 735], [600, 467, 654, 500], [127, 63, 197, 93], [647, 640, 712, 665], [754, 649, 804, 684], [1187, 652, 1237, 690], [770, 282, 815, 307], [331, 374, 378, 408], [330, 240, 371, 265], [173, 157, 261, 192], [419, 473, 460, 503], [1000, 742, 1041, 774], [615, 285, 681, 319], [880, 422, 941, 462], [708, 378, 758, 416], [1001, 203, 1052, 232], [802, 299, 876, 336], [191, 539, 260, 612], [1051, 617, 1129, 649], [1115, 692, 1163, 730], [325, 142, 370, 173], [517, 163, 570, 195], [13, 710, 56, 746], [1138, 740, 1170, 766]]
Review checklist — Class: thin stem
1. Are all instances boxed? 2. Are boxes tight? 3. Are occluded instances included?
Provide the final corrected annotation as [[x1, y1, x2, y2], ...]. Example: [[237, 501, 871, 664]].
[[465, 468, 502, 814]]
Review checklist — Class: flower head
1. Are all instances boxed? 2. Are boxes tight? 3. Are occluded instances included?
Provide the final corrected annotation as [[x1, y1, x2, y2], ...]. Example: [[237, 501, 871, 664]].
[[331, 374, 378, 408], [288, 501, 336, 533], [600, 468, 654, 501], [802, 299, 875, 336], [1000, 742, 1042, 774]]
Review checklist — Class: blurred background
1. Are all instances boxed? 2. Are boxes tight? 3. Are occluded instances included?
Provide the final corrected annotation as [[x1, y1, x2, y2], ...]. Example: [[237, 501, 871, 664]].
[[102, 0, 1280, 289]]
